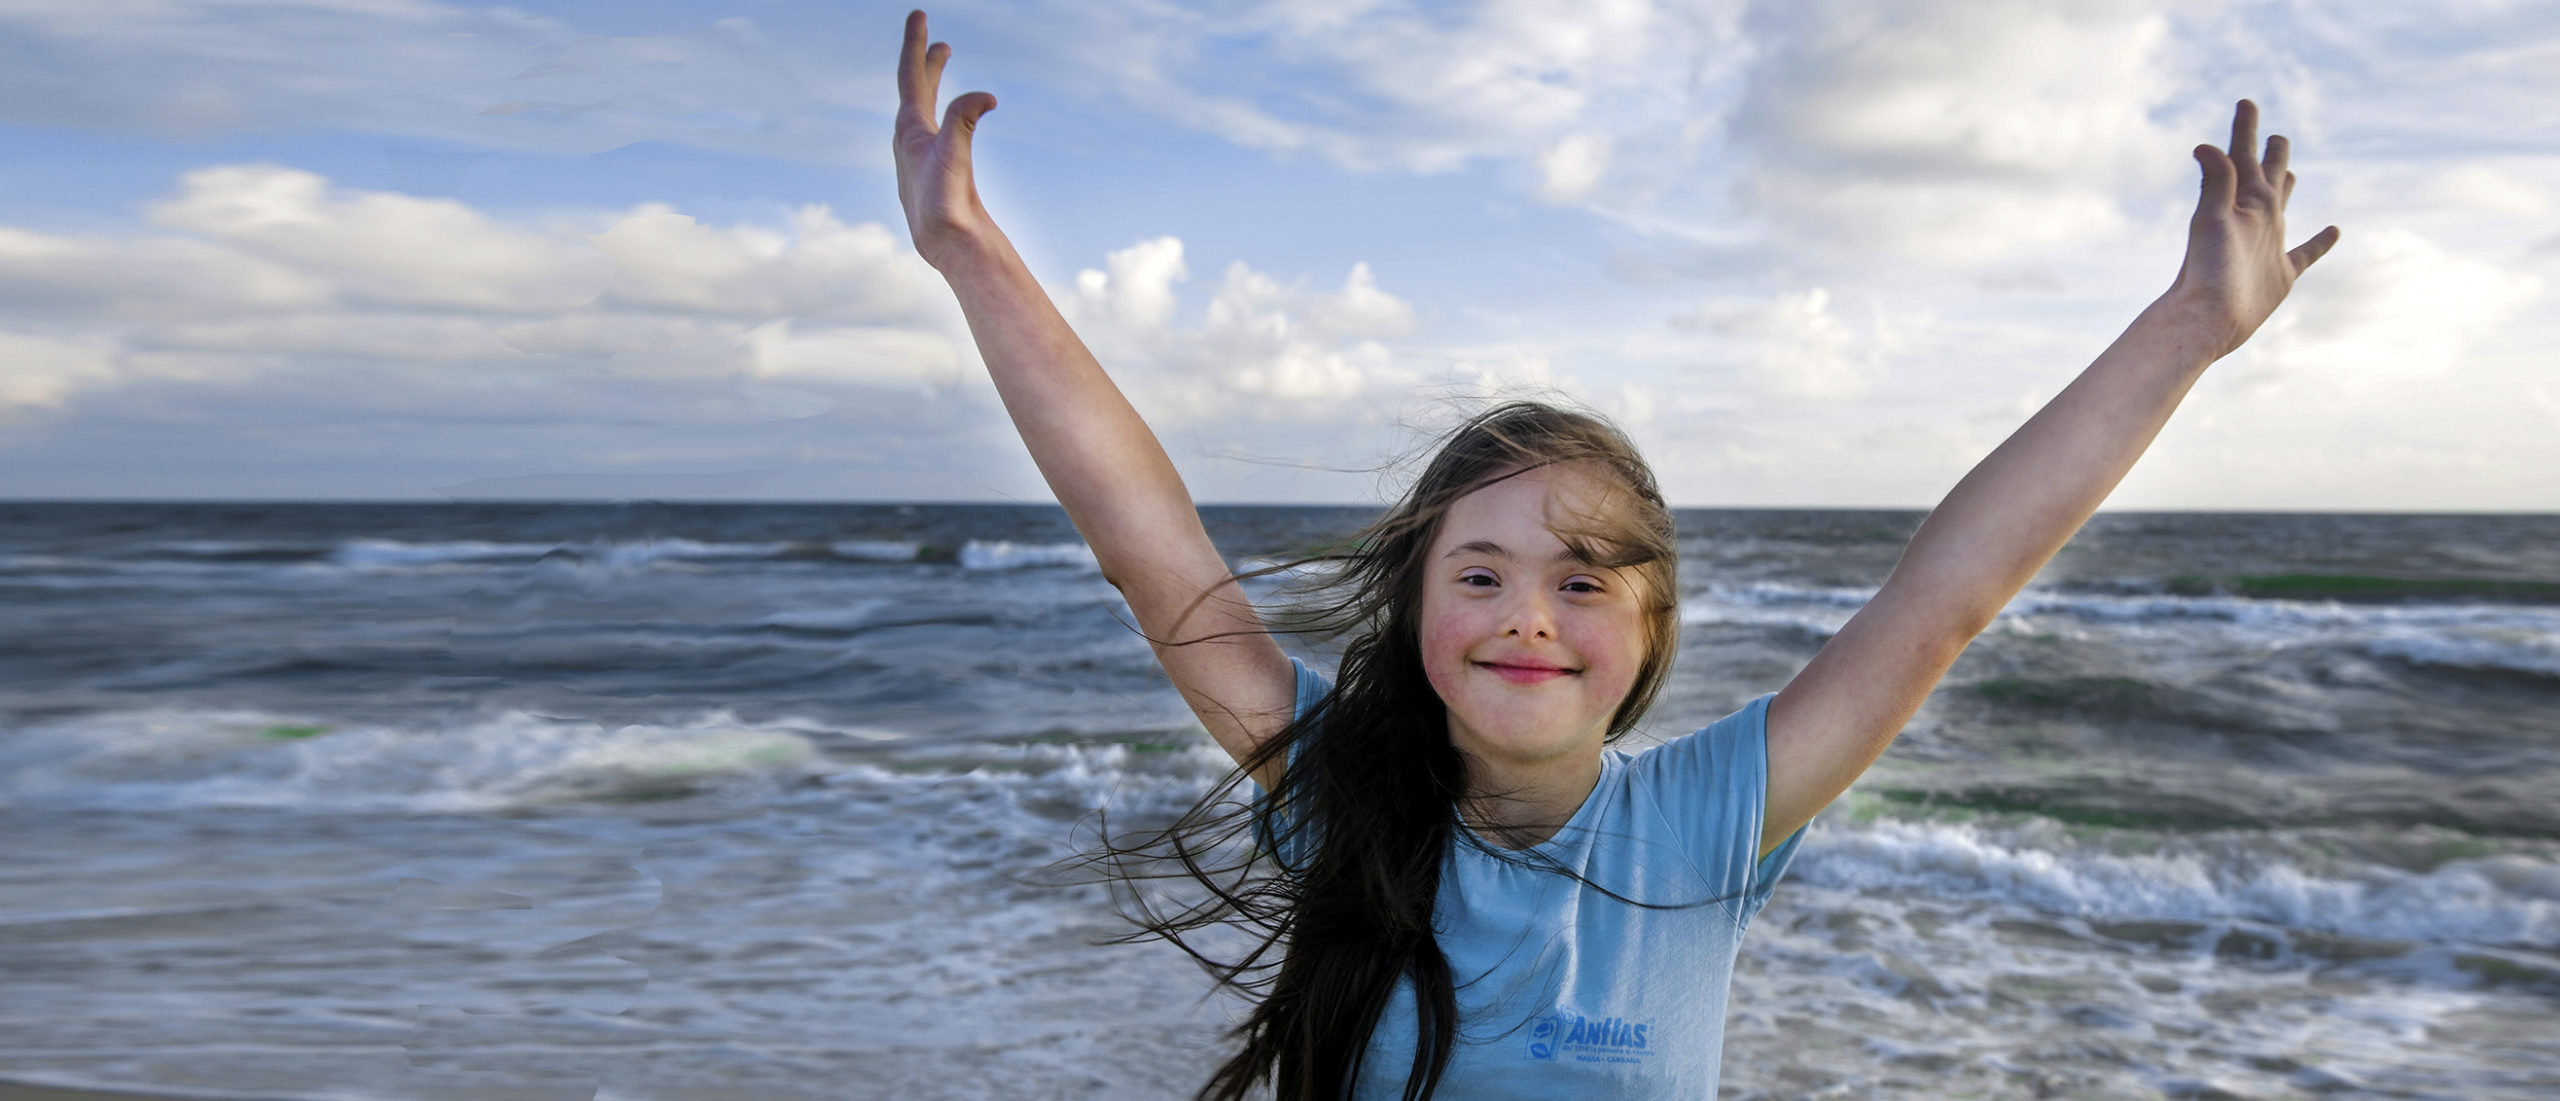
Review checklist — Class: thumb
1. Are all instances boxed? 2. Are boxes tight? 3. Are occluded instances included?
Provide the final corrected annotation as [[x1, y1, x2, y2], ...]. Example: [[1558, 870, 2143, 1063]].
[[2287, 224, 2342, 275], [2193, 143, 2235, 214], [942, 91, 997, 144]]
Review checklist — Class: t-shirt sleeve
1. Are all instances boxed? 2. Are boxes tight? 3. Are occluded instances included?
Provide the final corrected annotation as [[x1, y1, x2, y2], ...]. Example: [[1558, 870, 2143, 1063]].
[[1249, 656, 1332, 869], [1626, 692, 1808, 924]]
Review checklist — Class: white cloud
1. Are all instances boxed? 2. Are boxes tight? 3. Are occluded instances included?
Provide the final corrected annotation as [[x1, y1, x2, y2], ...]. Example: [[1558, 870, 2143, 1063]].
[[0, 0, 863, 159], [1723, 0, 2183, 265], [151, 313, 520, 361], [1032, 0, 2222, 279], [2, 2, 2552, 506], [1011, 0, 1699, 176], [1537, 132, 1613, 201], [2431, 166, 2551, 218], [1067, 235, 1192, 334], [1670, 287, 1885, 401], [0, 225, 332, 320], [0, 164, 972, 428], [0, 161, 1448, 499], [1053, 239, 1421, 412], [744, 320, 961, 393], [2242, 227, 2544, 390], [1305, 262, 1416, 339], [1195, 258, 1421, 403], [148, 164, 611, 313], [2256, 3, 2560, 156], [589, 204, 939, 322], [0, 330, 120, 411], [1438, 343, 1563, 395], [496, 312, 737, 367], [1736, 175, 2131, 269]]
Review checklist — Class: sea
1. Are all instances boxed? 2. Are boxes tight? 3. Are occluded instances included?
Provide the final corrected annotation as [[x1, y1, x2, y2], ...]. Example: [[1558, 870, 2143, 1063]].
[[0, 501, 2554, 1101]]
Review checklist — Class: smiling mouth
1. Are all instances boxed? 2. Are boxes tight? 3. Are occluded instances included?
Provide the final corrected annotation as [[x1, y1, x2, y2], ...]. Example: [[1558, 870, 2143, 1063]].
[[1477, 661, 1578, 683]]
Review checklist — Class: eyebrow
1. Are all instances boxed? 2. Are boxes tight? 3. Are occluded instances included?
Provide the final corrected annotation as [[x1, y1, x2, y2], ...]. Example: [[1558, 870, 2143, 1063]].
[[1444, 540, 1590, 565]]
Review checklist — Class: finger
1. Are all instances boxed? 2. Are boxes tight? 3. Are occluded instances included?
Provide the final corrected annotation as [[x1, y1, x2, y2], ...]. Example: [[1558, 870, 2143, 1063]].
[[926, 41, 952, 98], [2227, 99, 2261, 184], [2262, 132, 2290, 182], [898, 10, 934, 120], [2287, 224, 2341, 275], [2281, 169, 2297, 205], [2194, 144, 2236, 214], [941, 90, 997, 152]]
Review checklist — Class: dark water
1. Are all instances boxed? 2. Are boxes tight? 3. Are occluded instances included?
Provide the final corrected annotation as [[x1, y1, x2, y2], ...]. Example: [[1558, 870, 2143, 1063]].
[[0, 501, 2554, 1099]]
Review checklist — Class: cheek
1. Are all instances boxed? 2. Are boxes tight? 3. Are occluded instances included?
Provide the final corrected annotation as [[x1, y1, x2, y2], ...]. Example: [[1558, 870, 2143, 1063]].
[[1417, 598, 1475, 699], [1574, 615, 1648, 695]]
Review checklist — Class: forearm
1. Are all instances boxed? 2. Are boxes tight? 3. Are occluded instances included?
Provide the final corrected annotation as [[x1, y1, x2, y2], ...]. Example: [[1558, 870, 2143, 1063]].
[[1886, 289, 2227, 635], [935, 225, 1211, 588]]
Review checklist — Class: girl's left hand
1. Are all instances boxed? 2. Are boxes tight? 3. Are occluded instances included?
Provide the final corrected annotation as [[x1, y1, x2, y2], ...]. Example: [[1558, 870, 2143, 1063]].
[[2170, 99, 2342, 361], [894, 9, 1002, 274]]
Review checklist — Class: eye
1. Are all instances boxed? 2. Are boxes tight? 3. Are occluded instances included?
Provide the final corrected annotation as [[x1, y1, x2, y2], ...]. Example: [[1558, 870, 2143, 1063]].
[[1562, 577, 1605, 594], [1459, 569, 1499, 587]]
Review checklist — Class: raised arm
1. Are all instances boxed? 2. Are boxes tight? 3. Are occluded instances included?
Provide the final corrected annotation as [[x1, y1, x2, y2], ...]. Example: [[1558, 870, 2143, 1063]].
[[1758, 100, 2343, 856], [893, 10, 1294, 788]]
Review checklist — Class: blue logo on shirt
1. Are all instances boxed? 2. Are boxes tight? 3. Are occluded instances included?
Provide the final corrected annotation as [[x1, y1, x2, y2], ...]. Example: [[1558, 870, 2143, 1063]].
[[1525, 1010, 1652, 1063]]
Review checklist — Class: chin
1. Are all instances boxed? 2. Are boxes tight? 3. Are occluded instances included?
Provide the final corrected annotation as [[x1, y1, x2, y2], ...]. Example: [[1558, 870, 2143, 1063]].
[[1457, 716, 1595, 762]]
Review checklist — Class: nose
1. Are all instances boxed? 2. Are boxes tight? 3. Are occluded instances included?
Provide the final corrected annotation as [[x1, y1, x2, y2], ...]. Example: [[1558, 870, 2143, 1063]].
[[1500, 590, 1557, 641]]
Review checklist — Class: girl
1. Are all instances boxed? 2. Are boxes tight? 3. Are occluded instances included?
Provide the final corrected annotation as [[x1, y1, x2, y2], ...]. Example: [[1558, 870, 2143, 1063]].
[[890, 9, 2339, 1099]]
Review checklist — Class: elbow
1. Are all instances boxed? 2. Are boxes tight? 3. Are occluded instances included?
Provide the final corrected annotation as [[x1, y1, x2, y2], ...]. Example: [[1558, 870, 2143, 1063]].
[[1872, 577, 2001, 651], [1091, 547, 1142, 594], [1948, 603, 2000, 645]]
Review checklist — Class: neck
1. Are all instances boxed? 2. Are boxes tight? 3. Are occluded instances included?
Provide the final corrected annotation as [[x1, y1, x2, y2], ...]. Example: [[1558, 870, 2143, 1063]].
[[1455, 747, 1605, 850]]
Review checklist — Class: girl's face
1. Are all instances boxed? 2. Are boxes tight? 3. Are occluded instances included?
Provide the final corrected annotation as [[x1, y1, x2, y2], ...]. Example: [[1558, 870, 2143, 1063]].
[[1418, 462, 1650, 776]]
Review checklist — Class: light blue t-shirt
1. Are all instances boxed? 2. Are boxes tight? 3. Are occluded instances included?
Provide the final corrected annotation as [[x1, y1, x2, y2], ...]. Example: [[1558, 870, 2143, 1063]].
[[1256, 658, 1809, 1099]]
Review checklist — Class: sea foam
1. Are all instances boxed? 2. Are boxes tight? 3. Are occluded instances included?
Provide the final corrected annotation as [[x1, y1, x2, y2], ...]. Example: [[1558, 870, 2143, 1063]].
[[1792, 815, 2559, 949]]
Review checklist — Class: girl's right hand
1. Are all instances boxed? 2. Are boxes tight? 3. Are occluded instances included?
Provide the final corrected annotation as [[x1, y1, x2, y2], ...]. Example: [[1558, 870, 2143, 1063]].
[[894, 9, 1001, 273]]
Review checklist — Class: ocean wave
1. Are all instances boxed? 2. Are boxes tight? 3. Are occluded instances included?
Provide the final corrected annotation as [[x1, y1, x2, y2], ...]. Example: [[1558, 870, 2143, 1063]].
[[2003, 592, 2560, 680], [1679, 581, 2560, 680], [958, 540, 1099, 571], [1792, 816, 2559, 949], [7, 702, 2554, 952], [139, 539, 332, 562], [329, 538, 563, 568], [1232, 555, 1337, 584], [0, 707, 831, 815], [1695, 579, 2556, 628], [827, 739, 1239, 830], [0, 702, 1236, 821], [1678, 582, 1873, 634], [841, 759, 2560, 949], [304, 536, 1103, 573], [0, 553, 105, 573], [832, 539, 921, 562], [7, 535, 1085, 577], [329, 537, 807, 574], [2356, 627, 2560, 681], [751, 602, 896, 633], [1710, 581, 1881, 608], [1998, 588, 2560, 631]]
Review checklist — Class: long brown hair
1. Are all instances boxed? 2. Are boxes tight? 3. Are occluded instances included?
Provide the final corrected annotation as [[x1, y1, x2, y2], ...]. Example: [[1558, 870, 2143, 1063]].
[[1067, 400, 1685, 1101]]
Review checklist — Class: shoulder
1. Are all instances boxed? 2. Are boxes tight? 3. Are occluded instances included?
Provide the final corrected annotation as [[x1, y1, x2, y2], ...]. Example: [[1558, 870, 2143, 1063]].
[[1622, 693, 1777, 786], [1288, 656, 1333, 723], [1616, 694, 1785, 861], [1253, 656, 1339, 870]]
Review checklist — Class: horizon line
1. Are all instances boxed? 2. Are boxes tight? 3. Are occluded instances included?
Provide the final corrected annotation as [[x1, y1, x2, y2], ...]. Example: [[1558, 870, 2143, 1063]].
[[3, 498, 2556, 517]]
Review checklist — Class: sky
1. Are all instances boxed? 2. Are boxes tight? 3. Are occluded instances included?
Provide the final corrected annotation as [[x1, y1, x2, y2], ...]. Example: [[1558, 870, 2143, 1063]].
[[0, 0, 2552, 508]]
